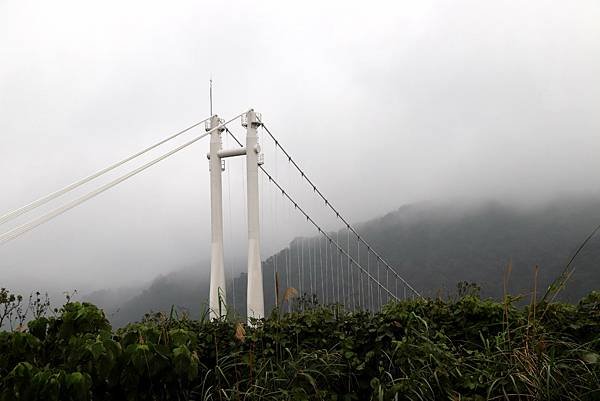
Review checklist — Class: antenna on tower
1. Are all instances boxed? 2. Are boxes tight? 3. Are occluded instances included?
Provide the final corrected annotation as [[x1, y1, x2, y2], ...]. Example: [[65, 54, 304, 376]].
[[209, 77, 213, 116]]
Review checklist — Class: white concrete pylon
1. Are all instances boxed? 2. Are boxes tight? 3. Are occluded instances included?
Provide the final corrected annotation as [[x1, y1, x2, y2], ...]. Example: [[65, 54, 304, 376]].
[[208, 115, 226, 319], [245, 110, 264, 320]]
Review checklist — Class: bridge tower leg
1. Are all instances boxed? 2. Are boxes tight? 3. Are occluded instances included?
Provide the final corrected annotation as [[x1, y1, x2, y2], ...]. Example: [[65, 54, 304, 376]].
[[208, 115, 226, 319], [245, 110, 264, 320]]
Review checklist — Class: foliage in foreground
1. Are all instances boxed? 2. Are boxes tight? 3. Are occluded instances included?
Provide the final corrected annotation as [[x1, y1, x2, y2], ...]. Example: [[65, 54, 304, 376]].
[[0, 288, 599, 401]]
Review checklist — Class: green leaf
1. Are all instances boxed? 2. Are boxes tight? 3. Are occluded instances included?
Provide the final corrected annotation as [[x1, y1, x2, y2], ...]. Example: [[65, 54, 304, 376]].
[[581, 352, 599, 364]]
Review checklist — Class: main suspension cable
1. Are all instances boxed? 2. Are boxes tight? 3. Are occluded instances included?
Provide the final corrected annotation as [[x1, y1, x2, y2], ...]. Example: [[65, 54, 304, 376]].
[[0, 117, 212, 226], [256, 119, 421, 298], [0, 113, 247, 245], [258, 164, 399, 301]]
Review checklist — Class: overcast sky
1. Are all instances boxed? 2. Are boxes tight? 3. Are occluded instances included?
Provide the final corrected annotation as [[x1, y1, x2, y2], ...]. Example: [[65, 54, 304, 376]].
[[1, 0, 599, 294]]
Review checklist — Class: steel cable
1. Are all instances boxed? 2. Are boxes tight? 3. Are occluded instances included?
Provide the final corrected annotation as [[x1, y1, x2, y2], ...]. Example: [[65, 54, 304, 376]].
[[0, 117, 212, 226], [1, 113, 246, 245]]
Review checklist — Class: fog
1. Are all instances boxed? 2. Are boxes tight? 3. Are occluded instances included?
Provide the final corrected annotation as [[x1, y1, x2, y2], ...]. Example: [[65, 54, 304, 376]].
[[1, 0, 599, 298]]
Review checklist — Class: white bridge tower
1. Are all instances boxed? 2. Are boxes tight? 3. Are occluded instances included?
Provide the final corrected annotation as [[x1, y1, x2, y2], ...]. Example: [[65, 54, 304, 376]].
[[208, 109, 264, 320]]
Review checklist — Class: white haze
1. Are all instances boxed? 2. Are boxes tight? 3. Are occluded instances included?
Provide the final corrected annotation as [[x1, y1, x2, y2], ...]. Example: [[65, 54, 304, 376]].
[[1, 0, 599, 296]]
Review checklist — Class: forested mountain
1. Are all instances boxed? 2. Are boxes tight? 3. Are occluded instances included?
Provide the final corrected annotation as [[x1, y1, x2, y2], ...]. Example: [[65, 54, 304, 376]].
[[352, 198, 600, 299], [88, 197, 600, 326]]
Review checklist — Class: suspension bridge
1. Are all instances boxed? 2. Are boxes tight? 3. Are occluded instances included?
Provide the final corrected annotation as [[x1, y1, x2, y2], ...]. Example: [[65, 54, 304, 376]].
[[0, 109, 421, 321]]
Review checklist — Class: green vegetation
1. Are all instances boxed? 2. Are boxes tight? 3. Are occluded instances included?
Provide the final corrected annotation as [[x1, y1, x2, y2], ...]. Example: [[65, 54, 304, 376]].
[[1, 286, 599, 400]]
